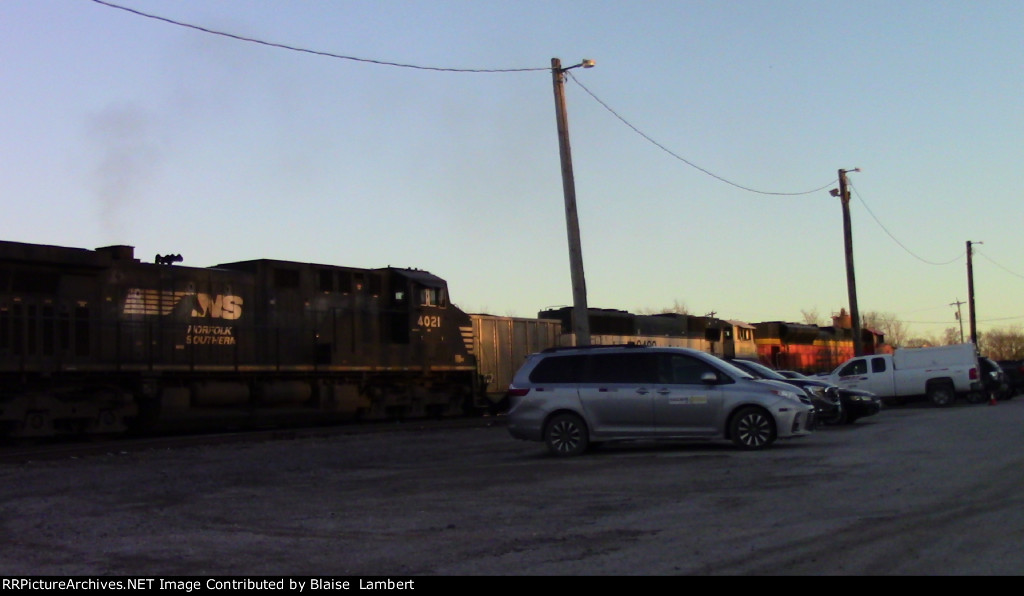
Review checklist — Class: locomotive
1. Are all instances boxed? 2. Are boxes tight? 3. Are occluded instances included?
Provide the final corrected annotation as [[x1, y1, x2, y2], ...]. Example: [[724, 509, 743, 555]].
[[0, 239, 884, 439], [0, 240, 478, 438], [535, 307, 884, 374]]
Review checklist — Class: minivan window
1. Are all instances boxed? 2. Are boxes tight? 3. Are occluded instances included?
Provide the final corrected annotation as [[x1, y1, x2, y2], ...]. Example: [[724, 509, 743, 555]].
[[661, 353, 718, 384], [586, 352, 659, 384], [528, 354, 585, 383]]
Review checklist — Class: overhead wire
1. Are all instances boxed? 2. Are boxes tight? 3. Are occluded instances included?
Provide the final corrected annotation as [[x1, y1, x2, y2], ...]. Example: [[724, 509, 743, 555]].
[[848, 182, 963, 266], [88, 0, 835, 197], [976, 250, 1024, 281], [90, 0, 1023, 313], [88, 0, 547, 73], [566, 72, 837, 196]]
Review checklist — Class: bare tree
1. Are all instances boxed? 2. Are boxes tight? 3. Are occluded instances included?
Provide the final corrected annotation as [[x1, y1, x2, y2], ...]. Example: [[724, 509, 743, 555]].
[[861, 311, 909, 348], [636, 299, 690, 316], [942, 327, 962, 346], [801, 308, 826, 326], [978, 326, 1024, 359]]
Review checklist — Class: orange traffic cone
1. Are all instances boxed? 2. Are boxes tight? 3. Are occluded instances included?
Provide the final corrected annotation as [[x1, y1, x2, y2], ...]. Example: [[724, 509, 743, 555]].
[[989, 392, 998, 406]]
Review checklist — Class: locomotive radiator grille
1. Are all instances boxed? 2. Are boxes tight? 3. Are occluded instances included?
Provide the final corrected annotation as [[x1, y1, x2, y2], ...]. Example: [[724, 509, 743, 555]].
[[460, 326, 475, 354]]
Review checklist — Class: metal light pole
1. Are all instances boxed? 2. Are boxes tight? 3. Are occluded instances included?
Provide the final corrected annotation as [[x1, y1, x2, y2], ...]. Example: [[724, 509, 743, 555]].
[[551, 58, 594, 346]]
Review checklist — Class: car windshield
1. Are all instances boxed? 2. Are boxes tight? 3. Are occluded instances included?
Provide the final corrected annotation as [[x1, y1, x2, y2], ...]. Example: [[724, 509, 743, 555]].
[[702, 354, 757, 380], [735, 359, 788, 380]]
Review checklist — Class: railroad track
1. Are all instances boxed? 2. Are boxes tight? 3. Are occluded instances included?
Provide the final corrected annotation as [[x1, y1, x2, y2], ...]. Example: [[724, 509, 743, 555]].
[[0, 416, 506, 464]]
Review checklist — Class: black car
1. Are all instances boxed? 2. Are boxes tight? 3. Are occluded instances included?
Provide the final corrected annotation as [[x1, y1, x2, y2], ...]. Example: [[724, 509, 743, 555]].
[[725, 358, 843, 425], [997, 359, 1024, 397], [776, 369, 882, 424], [977, 357, 1012, 402]]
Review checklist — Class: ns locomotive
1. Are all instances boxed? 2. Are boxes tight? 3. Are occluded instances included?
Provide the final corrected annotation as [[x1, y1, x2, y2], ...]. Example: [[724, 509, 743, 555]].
[[0, 239, 886, 439], [0, 240, 480, 438]]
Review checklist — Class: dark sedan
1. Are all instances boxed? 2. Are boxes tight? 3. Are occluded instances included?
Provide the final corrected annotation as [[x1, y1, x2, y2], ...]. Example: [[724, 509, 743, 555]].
[[978, 357, 1012, 401], [777, 369, 882, 424], [725, 358, 843, 425], [998, 359, 1024, 397]]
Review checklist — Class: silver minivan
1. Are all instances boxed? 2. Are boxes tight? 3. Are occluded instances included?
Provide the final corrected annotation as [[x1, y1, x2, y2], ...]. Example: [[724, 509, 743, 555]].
[[506, 345, 816, 456]]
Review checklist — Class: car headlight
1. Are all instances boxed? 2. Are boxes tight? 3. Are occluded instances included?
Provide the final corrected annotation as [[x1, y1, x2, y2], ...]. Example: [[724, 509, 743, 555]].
[[770, 388, 804, 403]]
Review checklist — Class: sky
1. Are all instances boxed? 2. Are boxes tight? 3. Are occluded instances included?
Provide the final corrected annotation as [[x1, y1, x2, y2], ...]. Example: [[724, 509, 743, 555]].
[[2, 0, 1023, 340]]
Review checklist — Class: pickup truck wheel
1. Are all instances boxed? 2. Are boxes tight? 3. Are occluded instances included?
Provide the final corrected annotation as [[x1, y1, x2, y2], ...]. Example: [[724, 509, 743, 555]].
[[927, 382, 956, 407]]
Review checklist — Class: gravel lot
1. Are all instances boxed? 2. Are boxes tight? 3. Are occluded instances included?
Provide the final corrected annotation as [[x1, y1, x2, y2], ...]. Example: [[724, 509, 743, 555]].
[[2, 399, 1024, 576]]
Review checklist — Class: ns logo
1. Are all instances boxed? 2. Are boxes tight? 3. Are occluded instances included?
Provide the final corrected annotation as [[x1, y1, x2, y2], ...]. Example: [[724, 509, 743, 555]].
[[124, 289, 244, 320], [190, 293, 243, 320]]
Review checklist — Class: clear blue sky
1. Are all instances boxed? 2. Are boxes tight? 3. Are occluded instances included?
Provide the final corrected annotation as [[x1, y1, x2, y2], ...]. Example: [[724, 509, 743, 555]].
[[3, 0, 1022, 339]]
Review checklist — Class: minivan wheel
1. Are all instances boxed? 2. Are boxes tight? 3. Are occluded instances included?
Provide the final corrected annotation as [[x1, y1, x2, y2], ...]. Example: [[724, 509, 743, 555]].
[[730, 407, 776, 450], [544, 413, 589, 457]]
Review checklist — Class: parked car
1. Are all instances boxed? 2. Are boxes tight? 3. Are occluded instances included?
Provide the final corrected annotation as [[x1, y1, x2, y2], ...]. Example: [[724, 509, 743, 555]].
[[777, 369, 882, 424], [505, 345, 816, 456], [997, 359, 1024, 397], [975, 357, 1012, 402], [725, 358, 843, 425]]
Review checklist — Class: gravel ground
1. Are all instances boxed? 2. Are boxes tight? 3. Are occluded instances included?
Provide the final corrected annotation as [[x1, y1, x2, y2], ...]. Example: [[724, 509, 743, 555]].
[[2, 400, 1024, 576]]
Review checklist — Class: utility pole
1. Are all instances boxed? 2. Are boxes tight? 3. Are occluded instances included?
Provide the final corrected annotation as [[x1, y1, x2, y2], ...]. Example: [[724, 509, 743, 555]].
[[966, 240, 982, 345], [951, 299, 965, 343], [835, 168, 862, 356], [551, 58, 594, 346]]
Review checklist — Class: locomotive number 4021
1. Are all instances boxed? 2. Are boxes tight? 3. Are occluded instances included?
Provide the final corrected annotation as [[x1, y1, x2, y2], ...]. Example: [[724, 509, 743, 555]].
[[418, 315, 442, 328]]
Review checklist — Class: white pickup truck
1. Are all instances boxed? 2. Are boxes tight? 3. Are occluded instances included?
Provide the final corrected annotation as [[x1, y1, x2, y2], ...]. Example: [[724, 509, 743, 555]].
[[826, 343, 983, 406]]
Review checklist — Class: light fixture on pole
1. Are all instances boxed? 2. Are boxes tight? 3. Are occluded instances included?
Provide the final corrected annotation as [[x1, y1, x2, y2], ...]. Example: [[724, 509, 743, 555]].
[[551, 58, 595, 346]]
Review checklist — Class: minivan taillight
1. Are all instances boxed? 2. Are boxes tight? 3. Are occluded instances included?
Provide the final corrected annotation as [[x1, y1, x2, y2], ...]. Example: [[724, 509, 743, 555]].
[[507, 388, 531, 398]]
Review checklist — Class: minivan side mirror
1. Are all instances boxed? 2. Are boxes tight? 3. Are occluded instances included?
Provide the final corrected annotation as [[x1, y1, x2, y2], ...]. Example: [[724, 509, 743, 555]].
[[701, 371, 719, 384]]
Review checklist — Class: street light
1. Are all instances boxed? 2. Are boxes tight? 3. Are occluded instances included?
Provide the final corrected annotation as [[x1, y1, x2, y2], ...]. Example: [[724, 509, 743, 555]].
[[551, 58, 594, 346]]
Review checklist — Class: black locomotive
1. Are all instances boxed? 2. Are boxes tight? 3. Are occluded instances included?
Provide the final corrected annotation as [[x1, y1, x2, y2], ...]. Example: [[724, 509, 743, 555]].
[[0, 240, 478, 438]]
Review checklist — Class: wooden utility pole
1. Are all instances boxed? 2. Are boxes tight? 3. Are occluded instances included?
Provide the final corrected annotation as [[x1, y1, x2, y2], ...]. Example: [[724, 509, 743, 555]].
[[551, 58, 593, 345], [951, 299, 966, 343], [967, 240, 981, 345], [838, 168, 863, 356]]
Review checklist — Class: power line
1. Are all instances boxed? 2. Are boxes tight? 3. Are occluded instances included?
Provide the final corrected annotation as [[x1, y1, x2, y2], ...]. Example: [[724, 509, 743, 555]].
[[92, 0, 839, 198], [567, 72, 836, 196], [89, 0, 547, 73], [848, 182, 963, 266], [976, 249, 1024, 280]]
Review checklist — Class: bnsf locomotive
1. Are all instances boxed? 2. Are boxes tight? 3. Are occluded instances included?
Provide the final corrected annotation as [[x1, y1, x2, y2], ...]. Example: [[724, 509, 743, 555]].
[[0, 240, 478, 438]]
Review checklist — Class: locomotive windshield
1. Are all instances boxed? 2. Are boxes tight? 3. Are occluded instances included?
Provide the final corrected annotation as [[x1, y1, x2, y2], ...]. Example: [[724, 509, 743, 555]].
[[420, 286, 447, 308]]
